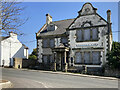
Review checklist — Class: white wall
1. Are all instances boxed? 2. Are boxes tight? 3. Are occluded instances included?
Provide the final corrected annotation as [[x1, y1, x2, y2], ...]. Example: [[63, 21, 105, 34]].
[[0, 42, 1, 66], [24, 49, 28, 59]]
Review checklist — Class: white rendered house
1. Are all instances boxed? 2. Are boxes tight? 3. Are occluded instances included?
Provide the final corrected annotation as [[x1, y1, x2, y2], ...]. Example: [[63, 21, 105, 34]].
[[0, 32, 28, 67]]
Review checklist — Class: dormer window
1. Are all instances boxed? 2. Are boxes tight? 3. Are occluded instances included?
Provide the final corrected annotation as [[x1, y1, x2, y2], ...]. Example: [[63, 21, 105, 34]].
[[47, 23, 57, 31], [50, 24, 53, 27]]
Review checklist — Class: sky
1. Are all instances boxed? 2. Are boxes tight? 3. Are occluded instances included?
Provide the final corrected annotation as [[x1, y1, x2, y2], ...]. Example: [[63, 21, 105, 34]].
[[17, 2, 119, 54]]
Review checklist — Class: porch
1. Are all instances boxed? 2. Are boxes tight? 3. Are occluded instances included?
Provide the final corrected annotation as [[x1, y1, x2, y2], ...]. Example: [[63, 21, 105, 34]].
[[53, 44, 69, 72]]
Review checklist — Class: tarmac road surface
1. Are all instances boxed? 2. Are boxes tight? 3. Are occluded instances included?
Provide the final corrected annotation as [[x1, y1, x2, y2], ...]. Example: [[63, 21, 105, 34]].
[[2, 68, 118, 88]]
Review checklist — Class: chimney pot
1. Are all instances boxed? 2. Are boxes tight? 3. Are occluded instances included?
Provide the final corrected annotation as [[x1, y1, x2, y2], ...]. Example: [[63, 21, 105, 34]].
[[107, 9, 111, 13], [9, 32, 17, 38]]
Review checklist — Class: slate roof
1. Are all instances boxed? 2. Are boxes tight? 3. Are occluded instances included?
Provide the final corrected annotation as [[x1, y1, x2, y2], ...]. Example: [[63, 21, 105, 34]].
[[22, 44, 29, 49], [0, 36, 10, 41], [38, 18, 75, 36], [0, 36, 28, 49]]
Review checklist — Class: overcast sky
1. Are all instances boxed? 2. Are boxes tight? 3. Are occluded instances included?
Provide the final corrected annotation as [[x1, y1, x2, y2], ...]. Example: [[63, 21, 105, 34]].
[[18, 2, 119, 54]]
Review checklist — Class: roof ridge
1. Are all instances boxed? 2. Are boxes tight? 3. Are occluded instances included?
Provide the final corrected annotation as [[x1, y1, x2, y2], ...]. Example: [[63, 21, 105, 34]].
[[0, 36, 10, 41], [53, 18, 75, 22]]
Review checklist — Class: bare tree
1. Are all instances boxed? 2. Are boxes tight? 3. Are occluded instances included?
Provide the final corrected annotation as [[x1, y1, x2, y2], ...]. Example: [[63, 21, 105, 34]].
[[0, 0, 28, 35]]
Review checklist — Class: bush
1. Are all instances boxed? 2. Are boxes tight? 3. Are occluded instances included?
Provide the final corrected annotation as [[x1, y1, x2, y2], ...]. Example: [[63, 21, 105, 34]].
[[107, 41, 120, 69], [29, 55, 37, 60], [29, 48, 37, 60]]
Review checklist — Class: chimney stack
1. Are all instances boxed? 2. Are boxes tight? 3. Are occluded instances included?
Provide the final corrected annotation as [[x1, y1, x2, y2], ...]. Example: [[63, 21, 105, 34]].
[[9, 31, 17, 39], [107, 9, 111, 23], [46, 13, 52, 24], [107, 9, 111, 51]]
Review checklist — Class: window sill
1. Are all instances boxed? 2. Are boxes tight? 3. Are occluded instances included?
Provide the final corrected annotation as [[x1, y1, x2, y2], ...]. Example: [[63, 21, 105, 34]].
[[76, 40, 99, 42], [74, 63, 101, 65]]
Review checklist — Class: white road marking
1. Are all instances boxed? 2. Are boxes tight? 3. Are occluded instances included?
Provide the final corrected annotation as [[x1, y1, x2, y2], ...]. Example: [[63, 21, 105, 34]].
[[32, 80, 53, 88]]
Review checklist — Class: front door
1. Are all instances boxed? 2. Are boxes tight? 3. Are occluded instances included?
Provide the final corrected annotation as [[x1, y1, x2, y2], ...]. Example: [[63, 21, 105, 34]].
[[56, 52, 61, 71]]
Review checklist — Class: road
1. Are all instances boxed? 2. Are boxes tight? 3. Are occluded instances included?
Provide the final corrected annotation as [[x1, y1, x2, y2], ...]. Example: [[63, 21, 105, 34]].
[[2, 68, 118, 88]]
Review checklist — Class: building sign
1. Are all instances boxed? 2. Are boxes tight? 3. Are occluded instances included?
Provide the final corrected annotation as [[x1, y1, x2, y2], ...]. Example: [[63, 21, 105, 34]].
[[76, 43, 98, 47]]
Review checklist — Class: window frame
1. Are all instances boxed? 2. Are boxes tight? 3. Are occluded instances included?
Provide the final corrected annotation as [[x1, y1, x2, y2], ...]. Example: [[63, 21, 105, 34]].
[[84, 51, 90, 64], [42, 54, 54, 64], [74, 51, 82, 64], [49, 38, 55, 48], [42, 39, 49, 48], [92, 28, 99, 41], [76, 28, 99, 42], [42, 38, 55, 48], [92, 51, 101, 65], [61, 37, 68, 44], [83, 29, 91, 41], [74, 51, 101, 65], [42, 55, 48, 64]]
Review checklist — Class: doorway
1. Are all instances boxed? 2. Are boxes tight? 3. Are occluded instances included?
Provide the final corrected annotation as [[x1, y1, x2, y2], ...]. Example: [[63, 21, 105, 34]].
[[56, 52, 69, 71]]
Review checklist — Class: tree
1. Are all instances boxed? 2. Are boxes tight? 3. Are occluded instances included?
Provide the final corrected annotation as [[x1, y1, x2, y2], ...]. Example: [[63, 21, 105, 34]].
[[29, 55, 37, 60], [107, 41, 120, 69], [29, 48, 37, 60], [31, 48, 37, 56], [0, 0, 28, 35]]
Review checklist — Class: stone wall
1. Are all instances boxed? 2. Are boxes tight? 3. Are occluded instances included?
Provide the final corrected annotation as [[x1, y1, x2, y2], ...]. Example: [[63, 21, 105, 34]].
[[68, 3, 109, 68], [22, 59, 37, 68], [104, 69, 120, 78]]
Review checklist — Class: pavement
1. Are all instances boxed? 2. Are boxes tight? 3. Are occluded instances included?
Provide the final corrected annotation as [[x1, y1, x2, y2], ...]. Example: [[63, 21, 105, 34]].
[[2, 68, 119, 88], [18, 68, 118, 80], [0, 80, 12, 89]]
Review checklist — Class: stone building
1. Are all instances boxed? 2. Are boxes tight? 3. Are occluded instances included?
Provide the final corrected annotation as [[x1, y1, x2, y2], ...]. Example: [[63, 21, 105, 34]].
[[36, 3, 113, 72]]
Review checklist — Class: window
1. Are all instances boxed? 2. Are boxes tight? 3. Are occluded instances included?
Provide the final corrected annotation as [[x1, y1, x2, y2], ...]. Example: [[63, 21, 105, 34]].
[[43, 39, 49, 48], [84, 29, 90, 41], [76, 30, 82, 41], [43, 55, 54, 64], [61, 37, 68, 44], [42, 38, 55, 48], [74, 51, 101, 65], [47, 24, 55, 31], [92, 28, 98, 40], [92, 51, 100, 64], [84, 52, 90, 64], [75, 52, 82, 63], [76, 28, 98, 42], [43, 55, 48, 64], [50, 39, 55, 48]]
